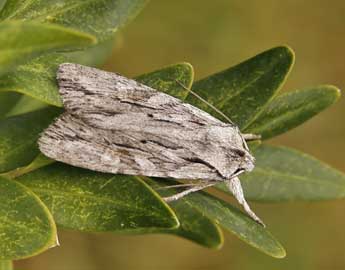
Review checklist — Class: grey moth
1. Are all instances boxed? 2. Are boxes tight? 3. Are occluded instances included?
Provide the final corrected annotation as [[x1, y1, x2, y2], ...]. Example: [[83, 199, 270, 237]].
[[39, 63, 264, 226]]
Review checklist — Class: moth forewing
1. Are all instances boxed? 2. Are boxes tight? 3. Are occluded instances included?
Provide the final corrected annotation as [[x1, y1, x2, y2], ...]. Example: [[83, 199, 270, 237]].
[[38, 63, 263, 225]]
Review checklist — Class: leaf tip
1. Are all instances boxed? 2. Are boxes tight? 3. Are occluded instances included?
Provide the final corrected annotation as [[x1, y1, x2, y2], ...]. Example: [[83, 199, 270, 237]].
[[176, 62, 195, 89], [136, 176, 181, 229], [273, 244, 287, 259], [49, 233, 60, 249], [277, 45, 295, 72], [323, 84, 342, 98], [314, 84, 342, 105], [211, 225, 225, 250], [262, 229, 287, 259], [273, 249, 287, 259], [276, 44, 295, 60]]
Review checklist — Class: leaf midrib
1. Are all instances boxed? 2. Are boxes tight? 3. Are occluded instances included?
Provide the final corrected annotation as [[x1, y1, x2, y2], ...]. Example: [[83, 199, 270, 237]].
[[217, 70, 265, 109]]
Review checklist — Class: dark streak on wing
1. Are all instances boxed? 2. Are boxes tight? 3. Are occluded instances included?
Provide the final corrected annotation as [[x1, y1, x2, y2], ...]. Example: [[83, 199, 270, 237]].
[[38, 63, 250, 181]]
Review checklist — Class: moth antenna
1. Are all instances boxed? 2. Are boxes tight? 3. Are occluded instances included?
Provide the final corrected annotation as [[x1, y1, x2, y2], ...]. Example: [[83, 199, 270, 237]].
[[175, 80, 234, 124]]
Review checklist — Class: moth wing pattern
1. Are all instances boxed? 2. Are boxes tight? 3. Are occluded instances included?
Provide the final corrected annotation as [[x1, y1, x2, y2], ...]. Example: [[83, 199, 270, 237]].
[[56, 63, 223, 126], [39, 63, 252, 181], [39, 112, 224, 180]]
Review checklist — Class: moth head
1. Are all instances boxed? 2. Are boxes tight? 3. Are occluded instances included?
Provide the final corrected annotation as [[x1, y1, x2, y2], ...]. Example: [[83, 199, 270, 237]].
[[203, 125, 255, 179], [228, 129, 255, 177], [231, 147, 255, 177], [240, 133, 255, 171]]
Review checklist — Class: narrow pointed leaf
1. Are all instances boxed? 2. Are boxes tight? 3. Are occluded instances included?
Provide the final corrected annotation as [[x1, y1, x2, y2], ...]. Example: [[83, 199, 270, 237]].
[[150, 179, 285, 258], [219, 144, 345, 201], [0, 107, 61, 173], [136, 62, 194, 99], [146, 177, 223, 249], [187, 46, 294, 128], [16, 163, 179, 232], [245, 85, 341, 139], [0, 176, 57, 260], [188, 194, 285, 257], [0, 21, 96, 75], [0, 0, 149, 42]]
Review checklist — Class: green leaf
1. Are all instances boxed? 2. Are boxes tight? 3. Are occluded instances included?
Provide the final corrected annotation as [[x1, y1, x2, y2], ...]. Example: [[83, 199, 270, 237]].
[[186, 191, 284, 257], [0, 54, 67, 106], [187, 46, 294, 128], [0, 56, 195, 107], [245, 85, 341, 139], [150, 179, 285, 258], [146, 177, 223, 249], [0, 260, 13, 270], [0, 0, 149, 42], [0, 0, 148, 104], [4, 94, 48, 117], [219, 144, 345, 202], [0, 107, 61, 173], [136, 62, 194, 99], [0, 176, 57, 260], [0, 92, 21, 118], [66, 38, 115, 67], [166, 200, 223, 249], [0, 21, 96, 75], [16, 163, 179, 232], [1, 154, 54, 179]]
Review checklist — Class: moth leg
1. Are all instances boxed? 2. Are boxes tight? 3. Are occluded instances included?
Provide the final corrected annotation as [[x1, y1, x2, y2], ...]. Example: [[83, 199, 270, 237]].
[[242, 133, 261, 141], [163, 181, 216, 202], [156, 182, 203, 190], [226, 177, 265, 226]]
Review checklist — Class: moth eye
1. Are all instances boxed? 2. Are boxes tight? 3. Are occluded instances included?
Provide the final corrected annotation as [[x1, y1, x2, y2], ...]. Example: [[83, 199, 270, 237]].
[[147, 113, 154, 118], [140, 140, 148, 144], [233, 148, 246, 157]]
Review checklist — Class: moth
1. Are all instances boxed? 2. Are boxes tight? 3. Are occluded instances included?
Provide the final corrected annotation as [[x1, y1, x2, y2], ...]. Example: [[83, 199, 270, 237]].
[[39, 63, 264, 226]]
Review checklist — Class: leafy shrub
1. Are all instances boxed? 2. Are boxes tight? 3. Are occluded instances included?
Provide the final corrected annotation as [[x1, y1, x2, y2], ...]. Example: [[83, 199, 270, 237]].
[[0, 1, 343, 268]]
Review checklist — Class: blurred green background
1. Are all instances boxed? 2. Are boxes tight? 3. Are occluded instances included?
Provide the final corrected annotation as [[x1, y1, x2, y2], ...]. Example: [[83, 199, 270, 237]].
[[17, 1, 345, 269]]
